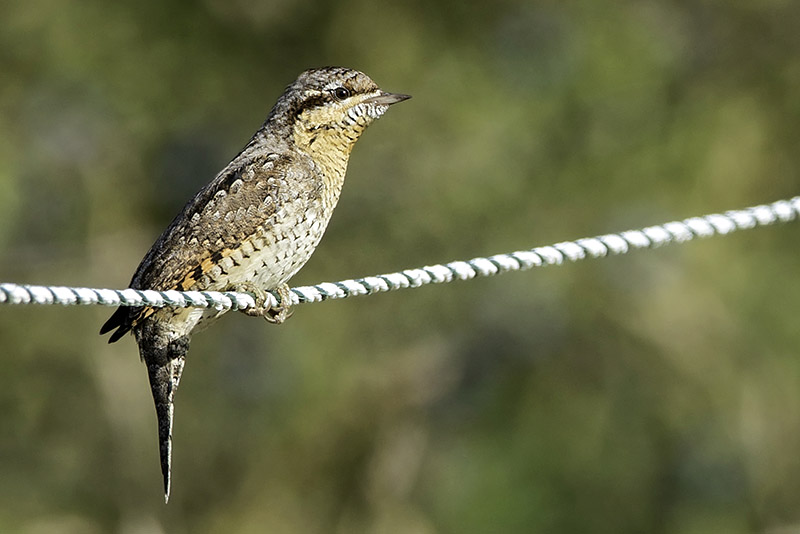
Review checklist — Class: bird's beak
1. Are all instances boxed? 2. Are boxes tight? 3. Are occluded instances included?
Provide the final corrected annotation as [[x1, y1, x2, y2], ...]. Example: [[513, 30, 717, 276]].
[[363, 92, 412, 105]]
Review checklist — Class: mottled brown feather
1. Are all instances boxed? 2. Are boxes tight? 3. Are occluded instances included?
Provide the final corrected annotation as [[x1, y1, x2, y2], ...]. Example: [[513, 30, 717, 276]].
[[101, 150, 297, 340]]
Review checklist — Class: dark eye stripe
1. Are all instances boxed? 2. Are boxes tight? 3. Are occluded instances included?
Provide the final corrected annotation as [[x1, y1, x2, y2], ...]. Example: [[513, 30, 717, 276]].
[[293, 93, 330, 117]]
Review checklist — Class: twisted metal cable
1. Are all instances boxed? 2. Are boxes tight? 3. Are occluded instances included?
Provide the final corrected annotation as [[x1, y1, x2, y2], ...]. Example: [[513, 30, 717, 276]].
[[1, 196, 798, 311]]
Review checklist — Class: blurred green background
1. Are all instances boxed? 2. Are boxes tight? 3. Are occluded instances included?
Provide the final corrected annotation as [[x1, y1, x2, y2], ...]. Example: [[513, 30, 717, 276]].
[[1, 0, 800, 532]]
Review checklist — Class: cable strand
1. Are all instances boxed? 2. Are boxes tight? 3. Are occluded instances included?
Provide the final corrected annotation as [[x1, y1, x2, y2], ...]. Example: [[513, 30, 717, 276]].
[[1, 196, 798, 311]]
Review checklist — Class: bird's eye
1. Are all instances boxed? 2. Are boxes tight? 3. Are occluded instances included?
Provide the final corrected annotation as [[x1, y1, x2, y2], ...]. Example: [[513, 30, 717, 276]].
[[333, 87, 351, 100]]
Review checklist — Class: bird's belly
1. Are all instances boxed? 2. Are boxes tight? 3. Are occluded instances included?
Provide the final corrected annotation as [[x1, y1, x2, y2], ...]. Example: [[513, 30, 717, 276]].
[[156, 203, 332, 335], [217, 212, 328, 290], [161, 235, 324, 336]]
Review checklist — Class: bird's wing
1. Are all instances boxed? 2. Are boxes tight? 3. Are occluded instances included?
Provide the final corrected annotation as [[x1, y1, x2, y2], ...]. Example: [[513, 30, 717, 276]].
[[100, 150, 299, 342]]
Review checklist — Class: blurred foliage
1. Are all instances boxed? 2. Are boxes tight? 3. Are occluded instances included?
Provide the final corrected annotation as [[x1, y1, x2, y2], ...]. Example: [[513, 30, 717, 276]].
[[1, 0, 800, 532]]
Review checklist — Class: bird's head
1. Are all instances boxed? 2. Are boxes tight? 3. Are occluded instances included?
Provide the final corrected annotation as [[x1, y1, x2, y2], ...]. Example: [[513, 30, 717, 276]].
[[268, 67, 410, 158]]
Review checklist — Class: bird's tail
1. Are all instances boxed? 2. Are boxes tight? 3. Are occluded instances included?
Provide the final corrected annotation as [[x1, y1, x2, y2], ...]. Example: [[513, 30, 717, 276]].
[[136, 327, 190, 503]]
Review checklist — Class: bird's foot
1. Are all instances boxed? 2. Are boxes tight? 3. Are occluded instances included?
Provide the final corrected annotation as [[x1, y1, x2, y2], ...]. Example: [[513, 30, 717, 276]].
[[264, 284, 294, 324], [229, 282, 294, 324]]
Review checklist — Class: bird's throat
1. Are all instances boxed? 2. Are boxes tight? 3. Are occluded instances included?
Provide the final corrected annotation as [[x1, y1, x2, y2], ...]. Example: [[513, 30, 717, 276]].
[[292, 119, 364, 208]]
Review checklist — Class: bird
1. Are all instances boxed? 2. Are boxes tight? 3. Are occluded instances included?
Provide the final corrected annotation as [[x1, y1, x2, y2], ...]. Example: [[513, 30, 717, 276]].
[[99, 67, 410, 502]]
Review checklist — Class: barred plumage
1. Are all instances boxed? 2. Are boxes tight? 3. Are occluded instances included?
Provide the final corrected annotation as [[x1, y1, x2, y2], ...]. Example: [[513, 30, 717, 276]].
[[99, 67, 409, 501]]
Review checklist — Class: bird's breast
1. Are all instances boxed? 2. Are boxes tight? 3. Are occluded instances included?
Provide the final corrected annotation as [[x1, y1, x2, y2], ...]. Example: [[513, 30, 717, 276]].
[[200, 194, 331, 291]]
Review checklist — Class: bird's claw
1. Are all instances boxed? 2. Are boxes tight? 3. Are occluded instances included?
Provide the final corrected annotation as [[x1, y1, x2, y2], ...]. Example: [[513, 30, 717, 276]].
[[229, 282, 293, 324], [264, 284, 294, 324]]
